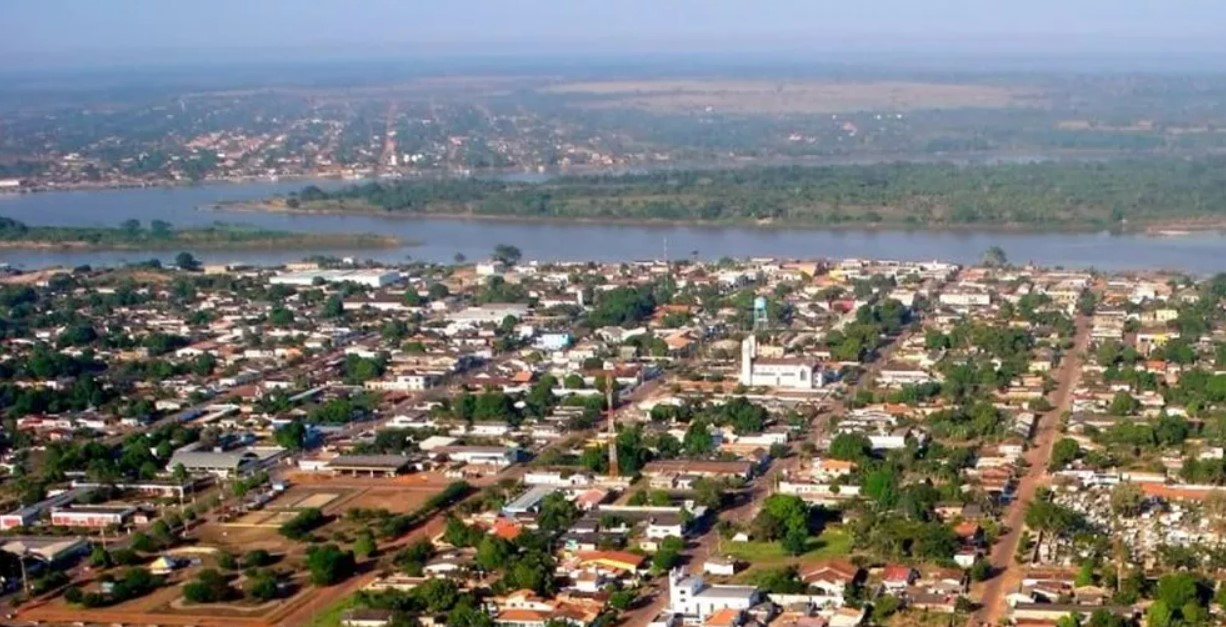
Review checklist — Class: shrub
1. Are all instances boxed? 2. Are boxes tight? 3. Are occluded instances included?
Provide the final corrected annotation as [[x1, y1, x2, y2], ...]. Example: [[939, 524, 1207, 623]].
[[242, 549, 274, 568], [244, 569, 280, 601], [279, 508, 326, 540], [182, 569, 236, 604]]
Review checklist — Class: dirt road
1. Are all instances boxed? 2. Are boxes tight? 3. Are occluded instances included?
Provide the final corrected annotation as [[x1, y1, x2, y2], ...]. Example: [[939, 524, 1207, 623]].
[[970, 312, 1092, 626]]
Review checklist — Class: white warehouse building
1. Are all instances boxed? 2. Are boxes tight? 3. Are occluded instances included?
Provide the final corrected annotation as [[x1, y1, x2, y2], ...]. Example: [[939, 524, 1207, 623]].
[[269, 269, 402, 288]]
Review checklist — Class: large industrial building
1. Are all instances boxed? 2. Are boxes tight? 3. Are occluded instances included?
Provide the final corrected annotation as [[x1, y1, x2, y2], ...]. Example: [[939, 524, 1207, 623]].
[[269, 269, 402, 288]]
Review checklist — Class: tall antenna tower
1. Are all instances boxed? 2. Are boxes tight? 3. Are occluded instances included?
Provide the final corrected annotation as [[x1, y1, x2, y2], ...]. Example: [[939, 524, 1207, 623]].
[[605, 371, 619, 477]]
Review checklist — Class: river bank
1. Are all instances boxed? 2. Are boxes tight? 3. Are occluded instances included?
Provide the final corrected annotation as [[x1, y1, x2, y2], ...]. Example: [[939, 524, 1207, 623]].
[[0, 236, 402, 251], [0, 222, 403, 252], [211, 198, 1217, 236]]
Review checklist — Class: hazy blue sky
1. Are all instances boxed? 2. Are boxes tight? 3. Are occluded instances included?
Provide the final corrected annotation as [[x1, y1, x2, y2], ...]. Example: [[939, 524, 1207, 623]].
[[7, 0, 1226, 68]]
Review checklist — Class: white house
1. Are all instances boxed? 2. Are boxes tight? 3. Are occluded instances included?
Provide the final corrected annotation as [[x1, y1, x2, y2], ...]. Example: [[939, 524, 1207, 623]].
[[363, 373, 439, 393], [703, 558, 738, 577], [877, 364, 937, 387], [938, 291, 991, 307], [439, 445, 521, 467], [645, 514, 685, 540]]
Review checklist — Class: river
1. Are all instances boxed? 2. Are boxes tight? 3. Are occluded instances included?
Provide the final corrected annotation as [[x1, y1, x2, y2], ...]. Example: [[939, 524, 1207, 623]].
[[0, 180, 1224, 273]]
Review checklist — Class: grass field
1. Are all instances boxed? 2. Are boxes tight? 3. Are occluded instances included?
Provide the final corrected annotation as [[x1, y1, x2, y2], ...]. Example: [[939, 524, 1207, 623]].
[[724, 527, 853, 568], [888, 610, 969, 626], [542, 79, 1040, 114], [308, 594, 357, 627]]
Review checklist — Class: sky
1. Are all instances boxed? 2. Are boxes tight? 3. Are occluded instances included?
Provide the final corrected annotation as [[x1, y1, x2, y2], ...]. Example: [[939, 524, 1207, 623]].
[[6, 0, 1226, 70]]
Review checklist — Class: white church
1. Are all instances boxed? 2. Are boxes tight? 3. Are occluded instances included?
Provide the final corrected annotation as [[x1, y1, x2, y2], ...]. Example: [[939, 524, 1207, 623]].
[[661, 567, 760, 623], [739, 335, 824, 390]]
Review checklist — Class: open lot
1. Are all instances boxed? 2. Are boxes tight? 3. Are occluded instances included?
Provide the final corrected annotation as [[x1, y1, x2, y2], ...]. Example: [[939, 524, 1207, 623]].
[[230, 509, 302, 527], [542, 79, 1043, 114], [342, 485, 433, 513], [726, 527, 854, 574], [194, 517, 299, 554], [18, 568, 314, 626], [290, 491, 341, 510]]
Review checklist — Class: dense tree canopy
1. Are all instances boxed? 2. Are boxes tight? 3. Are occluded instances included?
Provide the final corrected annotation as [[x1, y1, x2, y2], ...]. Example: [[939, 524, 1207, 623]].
[[292, 157, 1226, 229]]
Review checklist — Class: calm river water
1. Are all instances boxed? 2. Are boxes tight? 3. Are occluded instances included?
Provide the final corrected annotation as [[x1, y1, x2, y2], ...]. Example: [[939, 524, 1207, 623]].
[[0, 180, 1224, 273]]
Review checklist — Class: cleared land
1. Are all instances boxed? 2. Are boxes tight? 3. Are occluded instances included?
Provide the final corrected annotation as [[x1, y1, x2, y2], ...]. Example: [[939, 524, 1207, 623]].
[[343, 485, 432, 513], [542, 79, 1041, 114], [289, 492, 341, 510], [726, 527, 854, 573], [20, 477, 451, 626]]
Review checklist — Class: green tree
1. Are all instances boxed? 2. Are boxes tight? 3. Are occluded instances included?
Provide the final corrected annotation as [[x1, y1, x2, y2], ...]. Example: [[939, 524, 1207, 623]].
[[242, 549, 274, 569], [781, 525, 809, 555], [1147, 600, 1174, 627], [872, 595, 902, 622], [692, 478, 725, 510], [244, 570, 280, 601], [863, 469, 899, 508], [828, 433, 871, 462], [353, 530, 378, 559], [609, 589, 636, 610], [279, 508, 326, 540], [183, 568, 236, 603], [981, 246, 1008, 267], [501, 551, 555, 595], [749, 566, 807, 594], [274, 419, 308, 450], [175, 252, 201, 271], [322, 294, 345, 318], [192, 352, 217, 376], [268, 306, 295, 326], [414, 577, 461, 613], [970, 559, 991, 582], [652, 543, 682, 571], [130, 532, 157, 553], [1109, 391, 1139, 416], [381, 319, 409, 343], [537, 492, 579, 534], [89, 544, 112, 568], [492, 244, 523, 266], [305, 543, 356, 585], [216, 551, 237, 570], [1075, 561, 1097, 587], [682, 420, 715, 456], [1049, 438, 1080, 470], [475, 536, 513, 572], [1155, 572, 1207, 610]]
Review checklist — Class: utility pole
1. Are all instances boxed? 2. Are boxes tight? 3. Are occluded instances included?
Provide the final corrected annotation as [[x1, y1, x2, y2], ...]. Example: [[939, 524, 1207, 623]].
[[18, 550, 29, 597], [606, 371, 618, 478]]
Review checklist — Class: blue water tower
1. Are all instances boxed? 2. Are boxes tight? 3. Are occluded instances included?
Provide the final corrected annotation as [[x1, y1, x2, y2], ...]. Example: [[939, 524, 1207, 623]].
[[753, 296, 769, 330]]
